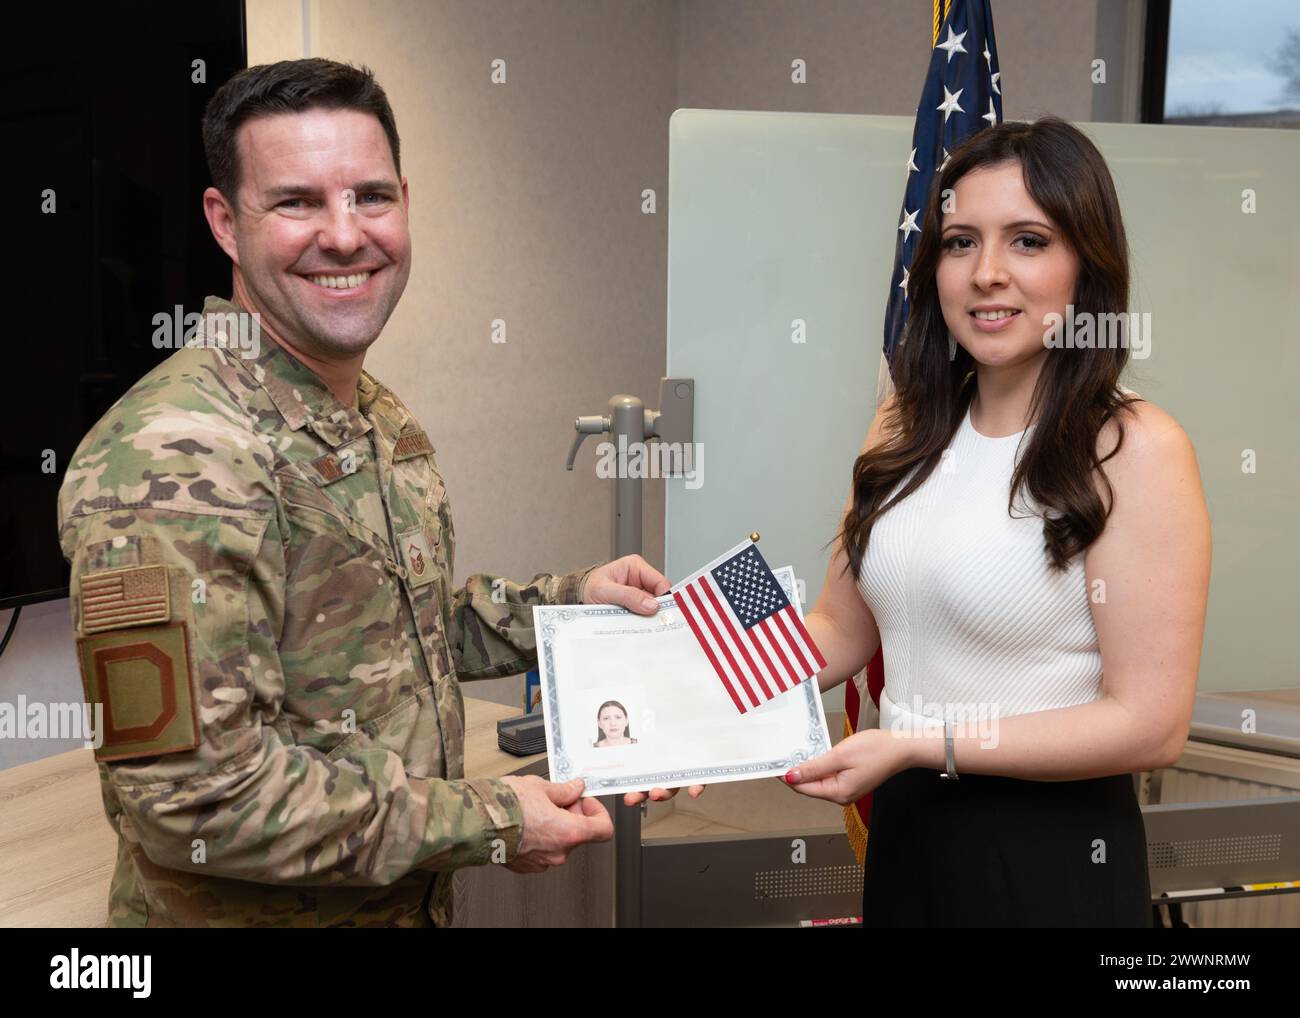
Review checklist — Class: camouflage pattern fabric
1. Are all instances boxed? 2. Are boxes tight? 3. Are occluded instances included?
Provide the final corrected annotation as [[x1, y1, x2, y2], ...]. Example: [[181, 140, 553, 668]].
[[57, 295, 598, 927]]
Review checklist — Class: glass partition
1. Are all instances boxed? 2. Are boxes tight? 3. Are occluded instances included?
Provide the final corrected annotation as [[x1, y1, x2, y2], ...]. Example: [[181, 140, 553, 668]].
[[665, 109, 1299, 698]]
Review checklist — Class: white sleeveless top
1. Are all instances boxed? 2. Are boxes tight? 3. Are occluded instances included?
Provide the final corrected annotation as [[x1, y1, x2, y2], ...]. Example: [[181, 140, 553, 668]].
[[856, 391, 1137, 732]]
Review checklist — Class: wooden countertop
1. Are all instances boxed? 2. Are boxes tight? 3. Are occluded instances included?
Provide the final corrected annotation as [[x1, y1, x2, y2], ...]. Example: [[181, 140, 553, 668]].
[[1200, 687, 1300, 708], [0, 697, 545, 928]]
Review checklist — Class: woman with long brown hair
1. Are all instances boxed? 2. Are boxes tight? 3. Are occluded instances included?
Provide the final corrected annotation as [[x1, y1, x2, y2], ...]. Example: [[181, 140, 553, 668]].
[[783, 116, 1211, 926]]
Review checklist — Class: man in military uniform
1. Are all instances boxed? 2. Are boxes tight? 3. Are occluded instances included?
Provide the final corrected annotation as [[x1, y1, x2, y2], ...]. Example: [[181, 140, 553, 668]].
[[56, 58, 674, 927]]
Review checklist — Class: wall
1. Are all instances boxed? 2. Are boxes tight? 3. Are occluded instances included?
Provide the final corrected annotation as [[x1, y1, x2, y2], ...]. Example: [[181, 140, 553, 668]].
[[1, 0, 1141, 767]]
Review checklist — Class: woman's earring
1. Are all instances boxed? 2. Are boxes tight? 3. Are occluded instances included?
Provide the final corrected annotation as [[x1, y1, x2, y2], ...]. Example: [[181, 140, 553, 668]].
[[948, 331, 958, 361]]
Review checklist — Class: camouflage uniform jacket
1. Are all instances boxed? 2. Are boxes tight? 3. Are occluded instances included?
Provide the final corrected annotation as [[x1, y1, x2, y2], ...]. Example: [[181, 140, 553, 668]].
[[56, 295, 598, 927]]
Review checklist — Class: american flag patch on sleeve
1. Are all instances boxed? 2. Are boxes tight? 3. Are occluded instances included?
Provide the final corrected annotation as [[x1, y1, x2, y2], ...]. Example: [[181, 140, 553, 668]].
[[79, 564, 171, 635]]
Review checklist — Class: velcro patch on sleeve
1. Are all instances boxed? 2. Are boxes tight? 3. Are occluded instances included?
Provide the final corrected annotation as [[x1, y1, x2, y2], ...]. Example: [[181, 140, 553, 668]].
[[76, 622, 200, 763], [84, 534, 144, 573], [79, 564, 171, 635], [393, 430, 434, 461]]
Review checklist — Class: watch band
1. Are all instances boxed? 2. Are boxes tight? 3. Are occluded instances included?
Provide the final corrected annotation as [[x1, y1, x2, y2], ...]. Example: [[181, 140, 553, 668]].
[[939, 719, 959, 780]]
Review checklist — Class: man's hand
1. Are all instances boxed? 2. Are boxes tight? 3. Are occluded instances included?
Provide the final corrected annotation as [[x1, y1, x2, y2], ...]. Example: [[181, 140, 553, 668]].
[[582, 555, 671, 615], [500, 775, 613, 873]]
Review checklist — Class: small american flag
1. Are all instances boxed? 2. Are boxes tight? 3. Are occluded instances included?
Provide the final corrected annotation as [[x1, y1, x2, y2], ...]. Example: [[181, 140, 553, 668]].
[[672, 539, 827, 714]]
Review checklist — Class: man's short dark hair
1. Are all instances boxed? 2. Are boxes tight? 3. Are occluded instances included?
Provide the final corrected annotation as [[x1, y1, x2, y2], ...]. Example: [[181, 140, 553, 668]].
[[202, 58, 402, 202]]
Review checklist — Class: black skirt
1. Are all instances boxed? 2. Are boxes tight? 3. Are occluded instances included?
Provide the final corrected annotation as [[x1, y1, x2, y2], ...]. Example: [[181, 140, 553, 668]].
[[861, 767, 1153, 927]]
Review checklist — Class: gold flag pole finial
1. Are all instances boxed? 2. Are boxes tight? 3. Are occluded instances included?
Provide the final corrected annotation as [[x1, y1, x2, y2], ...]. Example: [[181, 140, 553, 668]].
[[750, 531, 760, 543]]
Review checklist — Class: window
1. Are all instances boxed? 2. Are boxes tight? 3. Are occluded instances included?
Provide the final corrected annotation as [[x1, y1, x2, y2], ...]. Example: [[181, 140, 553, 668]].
[[1143, 0, 1300, 128]]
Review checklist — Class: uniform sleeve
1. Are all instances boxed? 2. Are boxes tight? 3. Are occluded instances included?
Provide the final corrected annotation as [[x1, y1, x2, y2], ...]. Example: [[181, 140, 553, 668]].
[[60, 505, 526, 887], [448, 563, 601, 680]]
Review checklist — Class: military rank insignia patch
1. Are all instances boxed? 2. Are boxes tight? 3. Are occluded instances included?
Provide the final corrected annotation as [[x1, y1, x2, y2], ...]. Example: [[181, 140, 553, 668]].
[[75, 621, 200, 763], [397, 525, 437, 588]]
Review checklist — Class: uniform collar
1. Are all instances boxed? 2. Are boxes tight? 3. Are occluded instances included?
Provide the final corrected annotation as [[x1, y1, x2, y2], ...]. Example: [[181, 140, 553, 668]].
[[203, 294, 376, 448], [356, 369, 388, 418]]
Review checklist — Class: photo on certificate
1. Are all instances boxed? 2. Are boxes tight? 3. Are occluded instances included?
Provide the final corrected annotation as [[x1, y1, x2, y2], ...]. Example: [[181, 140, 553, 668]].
[[533, 565, 832, 797]]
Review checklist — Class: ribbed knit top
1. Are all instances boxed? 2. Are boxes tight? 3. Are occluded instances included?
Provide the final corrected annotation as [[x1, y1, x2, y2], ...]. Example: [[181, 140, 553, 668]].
[[856, 393, 1133, 726]]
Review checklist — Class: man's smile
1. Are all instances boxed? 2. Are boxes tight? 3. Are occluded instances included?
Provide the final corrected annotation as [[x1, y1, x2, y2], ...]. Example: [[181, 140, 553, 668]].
[[297, 266, 383, 294]]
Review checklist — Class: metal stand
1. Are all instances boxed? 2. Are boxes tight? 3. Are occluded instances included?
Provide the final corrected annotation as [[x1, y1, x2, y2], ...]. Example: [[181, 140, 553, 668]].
[[566, 377, 694, 928]]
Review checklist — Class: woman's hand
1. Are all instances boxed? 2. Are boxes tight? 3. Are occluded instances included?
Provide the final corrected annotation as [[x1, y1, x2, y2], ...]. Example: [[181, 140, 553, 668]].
[[782, 728, 912, 804], [623, 785, 706, 807]]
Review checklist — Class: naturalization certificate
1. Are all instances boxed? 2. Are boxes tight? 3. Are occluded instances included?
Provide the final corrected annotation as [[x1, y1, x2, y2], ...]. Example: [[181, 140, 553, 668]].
[[532, 566, 832, 797]]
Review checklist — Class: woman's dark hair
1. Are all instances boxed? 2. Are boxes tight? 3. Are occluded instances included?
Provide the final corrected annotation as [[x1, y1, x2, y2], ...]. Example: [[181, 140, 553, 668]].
[[201, 58, 401, 201], [595, 700, 631, 743], [838, 115, 1144, 580]]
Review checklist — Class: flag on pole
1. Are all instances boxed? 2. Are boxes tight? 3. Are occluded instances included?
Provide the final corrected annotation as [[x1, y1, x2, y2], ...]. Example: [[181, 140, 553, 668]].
[[880, 0, 1005, 375], [672, 538, 827, 714], [843, 0, 1005, 868]]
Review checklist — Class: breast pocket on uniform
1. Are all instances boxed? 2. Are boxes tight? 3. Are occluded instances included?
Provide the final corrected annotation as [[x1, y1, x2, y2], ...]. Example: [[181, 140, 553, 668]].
[[274, 468, 412, 751]]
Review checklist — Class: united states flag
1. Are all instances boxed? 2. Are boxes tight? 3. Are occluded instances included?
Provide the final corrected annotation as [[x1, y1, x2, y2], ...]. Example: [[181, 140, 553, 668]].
[[672, 539, 827, 714], [846, 0, 1004, 867], [879, 0, 1003, 385]]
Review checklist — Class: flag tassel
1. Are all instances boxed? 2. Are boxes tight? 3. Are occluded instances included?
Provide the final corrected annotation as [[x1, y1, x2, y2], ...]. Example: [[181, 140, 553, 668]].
[[842, 715, 870, 867]]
